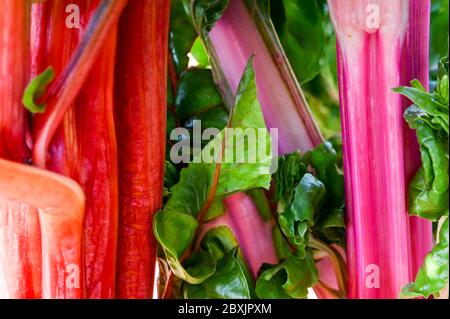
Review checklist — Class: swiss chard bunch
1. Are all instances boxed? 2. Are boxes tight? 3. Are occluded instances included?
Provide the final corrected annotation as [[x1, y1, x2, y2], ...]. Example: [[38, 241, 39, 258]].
[[394, 56, 449, 298]]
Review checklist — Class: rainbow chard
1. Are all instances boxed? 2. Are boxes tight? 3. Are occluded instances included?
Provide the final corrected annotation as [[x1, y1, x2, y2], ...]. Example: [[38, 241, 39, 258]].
[[29, 0, 126, 298], [328, 0, 433, 298], [114, 0, 170, 299]]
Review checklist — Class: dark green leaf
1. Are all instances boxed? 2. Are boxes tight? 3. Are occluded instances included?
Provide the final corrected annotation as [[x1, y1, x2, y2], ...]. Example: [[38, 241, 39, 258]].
[[164, 160, 180, 191], [170, 0, 198, 73], [183, 0, 229, 37], [176, 68, 225, 123], [273, 151, 306, 211], [183, 248, 252, 299]]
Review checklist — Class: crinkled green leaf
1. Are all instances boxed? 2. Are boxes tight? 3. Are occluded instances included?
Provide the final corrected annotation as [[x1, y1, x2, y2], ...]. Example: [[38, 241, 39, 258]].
[[402, 216, 449, 298], [394, 84, 449, 135], [302, 139, 346, 245], [406, 116, 449, 220], [302, 139, 344, 208], [320, 208, 345, 246], [22, 67, 55, 114], [396, 56, 449, 297], [256, 251, 318, 299], [274, 140, 345, 246], [278, 173, 325, 257], [395, 68, 449, 220]]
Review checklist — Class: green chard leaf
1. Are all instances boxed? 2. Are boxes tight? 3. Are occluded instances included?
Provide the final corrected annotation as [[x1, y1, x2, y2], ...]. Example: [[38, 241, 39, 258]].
[[176, 68, 228, 132], [183, 227, 253, 299], [394, 63, 449, 220], [402, 216, 449, 298], [278, 173, 326, 257], [302, 138, 346, 245], [255, 251, 318, 299], [191, 37, 210, 68], [273, 151, 306, 211], [396, 56, 449, 298], [22, 67, 55, 114], [155, 59, 272, 284], [183, 248, 252, 299], [274, 139, 345, 247]]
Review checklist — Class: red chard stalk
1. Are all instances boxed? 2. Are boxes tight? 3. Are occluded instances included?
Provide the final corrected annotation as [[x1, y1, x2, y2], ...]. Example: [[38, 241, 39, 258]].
[[114, 0, 170, 299], [0, 0, 31, 162], [0, 0, 38, 299], [30, 0, 126, 298]]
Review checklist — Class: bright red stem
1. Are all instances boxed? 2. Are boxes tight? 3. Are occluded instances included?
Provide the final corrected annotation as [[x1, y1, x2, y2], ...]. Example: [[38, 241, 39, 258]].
[[0, 0, 31, 162], [31, 0, 120, 298], [32, 0, 128, 168], [114, 0, 170, 299]]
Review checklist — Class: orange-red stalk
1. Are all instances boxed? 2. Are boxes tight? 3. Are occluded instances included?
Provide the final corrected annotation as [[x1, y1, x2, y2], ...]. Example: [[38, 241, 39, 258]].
[[114, 0, 170, 299]]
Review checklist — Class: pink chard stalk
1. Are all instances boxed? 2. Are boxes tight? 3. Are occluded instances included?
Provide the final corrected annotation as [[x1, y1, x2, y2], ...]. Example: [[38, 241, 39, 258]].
[[328, 0, 432, 298]]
